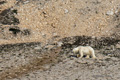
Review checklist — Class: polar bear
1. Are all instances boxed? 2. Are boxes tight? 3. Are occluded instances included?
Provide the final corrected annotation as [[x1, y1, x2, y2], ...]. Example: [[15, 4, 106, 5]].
[[73, 46, 97, 59]]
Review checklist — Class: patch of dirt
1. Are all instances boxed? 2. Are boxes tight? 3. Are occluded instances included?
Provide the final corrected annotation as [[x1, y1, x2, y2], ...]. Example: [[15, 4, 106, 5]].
[[0, 0, 120, 44], [0, 25, 30, 39], [0, 46, 61, 80], [0, 8, 19, 25], [0, 36, 120, 80]]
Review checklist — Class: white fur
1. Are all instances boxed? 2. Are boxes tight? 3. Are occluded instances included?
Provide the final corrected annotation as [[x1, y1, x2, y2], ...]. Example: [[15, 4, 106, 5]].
[[73, 46, 96, 59]]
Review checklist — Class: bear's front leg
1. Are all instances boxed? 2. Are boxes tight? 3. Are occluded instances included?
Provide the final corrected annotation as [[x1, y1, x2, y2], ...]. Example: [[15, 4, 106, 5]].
[[86, 55, 90, 58], [79, 51, 83, 58]]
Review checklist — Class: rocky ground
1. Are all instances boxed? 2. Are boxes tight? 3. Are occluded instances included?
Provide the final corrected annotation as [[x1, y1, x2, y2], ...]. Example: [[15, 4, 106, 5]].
[[0, 36, 120, 80], [0, 0, 120, 80]]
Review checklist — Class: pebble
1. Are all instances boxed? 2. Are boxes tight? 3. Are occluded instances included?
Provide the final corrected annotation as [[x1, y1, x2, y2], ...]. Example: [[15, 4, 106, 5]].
[[57, 42, 63, 47], [24, 1, 29, 4], [0, 68, 2, 72], [106, 10, 114, 15], [34, 46, 42, 50], [43, 64, 51, 70], [64, 9, 69, 13], [110, 57, 118, 61], [116, 44, 120, 49], [0, 58, 3, 63]]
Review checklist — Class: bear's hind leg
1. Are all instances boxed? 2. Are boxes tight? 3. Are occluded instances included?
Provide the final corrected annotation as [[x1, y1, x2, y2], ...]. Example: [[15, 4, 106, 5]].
[[91, 54, 97, 59]]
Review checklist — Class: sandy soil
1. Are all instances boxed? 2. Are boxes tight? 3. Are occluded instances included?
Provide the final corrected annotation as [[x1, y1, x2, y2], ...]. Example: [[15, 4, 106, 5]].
[[0, 0, 120, 44], [0, 0, 120, 80]]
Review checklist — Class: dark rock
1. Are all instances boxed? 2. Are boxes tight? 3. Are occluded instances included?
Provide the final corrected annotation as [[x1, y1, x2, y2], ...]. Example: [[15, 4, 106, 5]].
[[9, 26, 21, 36], [0, 8, 19, 25], [0, 1, 6, 5], [22, 29, 31, 35], [60, 36, 120, 50]]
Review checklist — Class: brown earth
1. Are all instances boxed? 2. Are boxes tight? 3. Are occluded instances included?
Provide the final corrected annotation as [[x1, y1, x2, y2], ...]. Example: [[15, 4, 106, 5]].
[[0, 0, 120, 44], [0, 0, 120, 80]]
